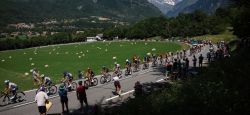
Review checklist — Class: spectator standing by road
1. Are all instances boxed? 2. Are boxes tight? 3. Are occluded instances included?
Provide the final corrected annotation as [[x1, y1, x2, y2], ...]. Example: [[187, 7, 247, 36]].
[[58, 84, 69, 113], [192, 55, 197, 68], [207, 52, 211, 63], [199, 54, 204, 68], [185, 58, 189, 70], [35, 87, 49, 115], [76, 81, 89, 112]]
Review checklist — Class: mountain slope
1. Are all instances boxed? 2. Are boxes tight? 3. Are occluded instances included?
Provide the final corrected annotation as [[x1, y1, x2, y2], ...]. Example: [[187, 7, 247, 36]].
[[148, 0, 182, 13], [0, 0, 162, 27], [167, 0, 229, 16]]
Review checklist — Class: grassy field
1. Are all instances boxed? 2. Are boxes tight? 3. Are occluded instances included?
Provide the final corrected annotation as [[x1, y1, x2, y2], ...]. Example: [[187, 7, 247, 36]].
[[193, 31, 237, 43], [0, 41, 187, 90]]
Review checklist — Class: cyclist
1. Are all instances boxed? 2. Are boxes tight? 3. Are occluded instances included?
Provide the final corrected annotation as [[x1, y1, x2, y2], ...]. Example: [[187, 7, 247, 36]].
[[125, 59, 132, 74], [4, 80, 18, 100], [132, 55, 137, 65], [32, 68, 40, 85], [101, 66, 109, 76], [62, 71, 73, 88], [85, 68, 95, 84], [152, 54, 157, 66], [159, 54, 163, 65], [41, 74, 52, 87], [143, 55, 150, 68], [78, 70, 84, 79], [113, 63, 121, 77]]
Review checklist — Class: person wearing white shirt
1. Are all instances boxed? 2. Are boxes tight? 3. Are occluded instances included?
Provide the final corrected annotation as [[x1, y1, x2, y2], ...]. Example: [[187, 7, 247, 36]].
[[35, 87, 49, 115], [113, 76, 121, 95]]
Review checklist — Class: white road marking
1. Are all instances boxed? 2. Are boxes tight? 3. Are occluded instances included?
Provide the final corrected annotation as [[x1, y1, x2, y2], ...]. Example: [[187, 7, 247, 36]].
[[105, 90, 135, 102], [9, 93, 60, 109], [24, 89, 36, 93], [156, 79, 164, 82], [12, 101, 35, 108]]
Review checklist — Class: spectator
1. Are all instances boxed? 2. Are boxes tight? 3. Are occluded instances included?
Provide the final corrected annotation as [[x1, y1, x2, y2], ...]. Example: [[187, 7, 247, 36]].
[[172, 59, 178, 72], [185, 58, 189, 69], [192, 55, 197, 68], [76, 81, 88, 112], [207, 52, 211, 63], [199, 54, 204, 68], [113, 75, 121, 95], [35, 86, 48, 115], [58, 84, 69, 113]]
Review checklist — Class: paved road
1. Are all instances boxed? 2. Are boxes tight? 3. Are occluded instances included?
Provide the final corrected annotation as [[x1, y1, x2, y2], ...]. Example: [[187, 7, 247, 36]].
[[0, 45, 211, 115]]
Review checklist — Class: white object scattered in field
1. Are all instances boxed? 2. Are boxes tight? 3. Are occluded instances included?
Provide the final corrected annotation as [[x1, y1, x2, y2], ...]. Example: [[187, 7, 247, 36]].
[[53, 49, 56, 51], [65, 52, 69, 54], [1, 59, 5, 62], [134, 42, 136, 44], [9, 56, 12, 59], [24, 72, 29, 76], [78, 56, 82, 58], [56, 52, 59, 55], [131, 43, 134, 45], [145, 43, 148, 45], [31, 63, 35, 66], [82, 54, 85, 56], [30, 69, 33, 72], [23, 52, 26, 54], [49, 52, 52, 54], [44, 64, 49, 68], [76, 53, 79, 55], [86, 50, 89, 53], [147, 52, 151, 56], [113, 56, 117, 60], [80, 51, 83, 54], [29, 58, 33, 61], [97, 47, 101, 50], [152, 48, 156, 51], [105, 49, 108, 52], [34, 53, 37, 55]]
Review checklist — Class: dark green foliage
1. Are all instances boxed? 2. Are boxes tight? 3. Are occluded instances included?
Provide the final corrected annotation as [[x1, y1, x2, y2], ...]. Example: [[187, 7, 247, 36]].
[[231, 0, 250, 39], [104, 10, 229, 39]]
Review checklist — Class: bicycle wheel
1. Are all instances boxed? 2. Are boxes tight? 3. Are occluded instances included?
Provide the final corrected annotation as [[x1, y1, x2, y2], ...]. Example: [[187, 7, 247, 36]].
[[0, 94, 10, 106], [92, 78, 98, 86], [100, 76, 106, 84], [106, 74, 112, 82], [71, 82, 77, 91], [16, 92, 25, 102], [48, 85, 57, 95]]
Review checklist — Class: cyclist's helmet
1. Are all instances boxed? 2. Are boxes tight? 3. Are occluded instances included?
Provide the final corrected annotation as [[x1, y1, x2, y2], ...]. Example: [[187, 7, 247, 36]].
[[63, 71, 68, 76], [40, 74, 45, 78], [117, 64, 120, 68], [4, 80, 9, 85], [40, 86, 45, 92]]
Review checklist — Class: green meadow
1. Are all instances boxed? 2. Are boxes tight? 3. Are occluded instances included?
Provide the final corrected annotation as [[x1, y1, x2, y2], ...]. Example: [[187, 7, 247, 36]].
[[0, 41, 187, 90]]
